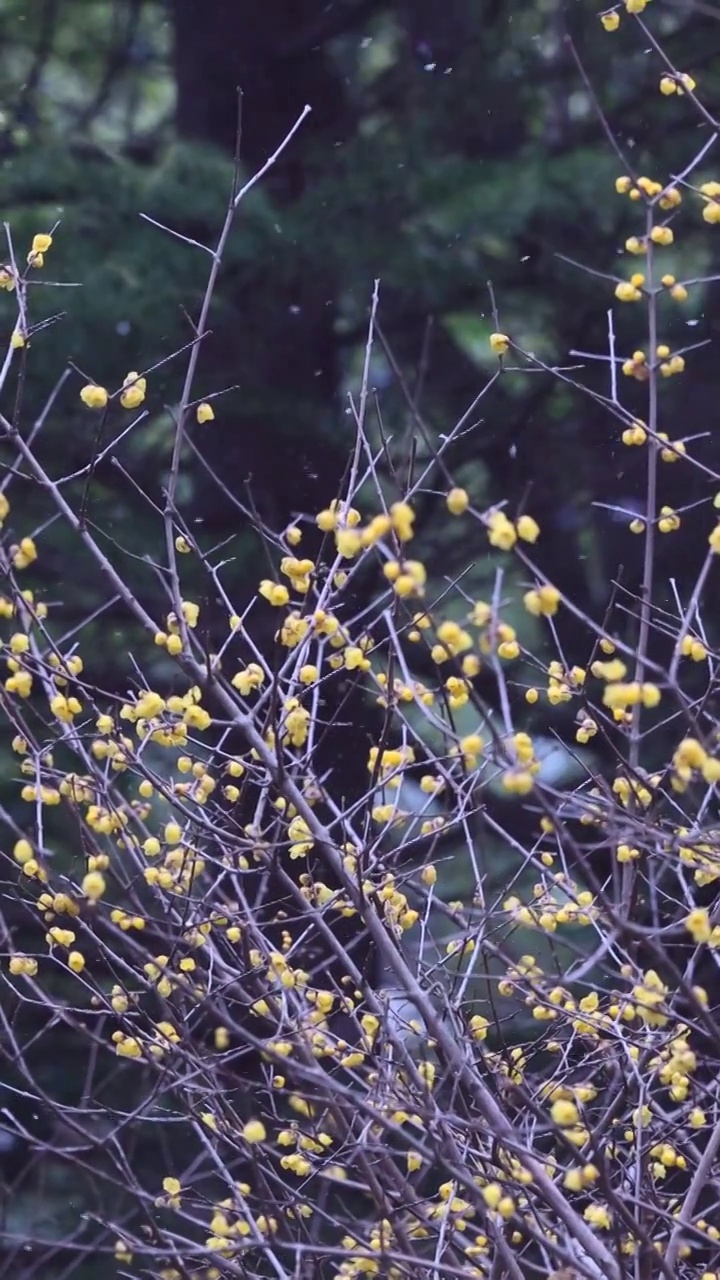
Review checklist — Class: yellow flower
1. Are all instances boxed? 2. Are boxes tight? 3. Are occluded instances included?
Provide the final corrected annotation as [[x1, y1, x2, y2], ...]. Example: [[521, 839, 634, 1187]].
[[658, 506, 680, 533], [31, 233, 53, 255], [673, 737, 707, 771], [82, 870, 106, 900], [80, 384, 109, 409], [516, 514, 540, 543], [523, 584, 561, 617], [622, 421, 646, 446], [446, 487, 469, 515], [685, 908, 711, 943], [489, 332, 510, 354], [390, 501, 415, 542], [482, 1183, 509, 1211], [487, 510, 516, 550], [660, 438, 685, 463], [640, 683, 660, 708], [12, 537, 37, 569], [242, 1120, 267, 1144], [584, 1204, 611, 1230], [615, 281, 642, 302], [13, 838, 34, 864], [601, 11, 620, 30], [633, 969, 669, 1026], [335, 527, 362, 558], [181, 599, 199, 627], [259, 580, 290, 607], [120, 371, 147, 410], [551, 1099, 579, 1127], [232, 663, 265, 694], [680, 635, 706, 662], [502, 770, 534, 795], [214, 1026, 230, 1050], [50, 693, 82, 722], [196, 401, 215, 423], [115, 1036, 142, 1059]]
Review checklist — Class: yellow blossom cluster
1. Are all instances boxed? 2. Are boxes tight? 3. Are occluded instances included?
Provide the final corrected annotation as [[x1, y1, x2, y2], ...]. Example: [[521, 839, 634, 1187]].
[[486, 509, 541, 551]]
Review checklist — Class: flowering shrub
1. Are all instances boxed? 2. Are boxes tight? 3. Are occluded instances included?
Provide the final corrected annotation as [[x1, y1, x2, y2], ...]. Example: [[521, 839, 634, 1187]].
[[1, 5, 720, 1279]]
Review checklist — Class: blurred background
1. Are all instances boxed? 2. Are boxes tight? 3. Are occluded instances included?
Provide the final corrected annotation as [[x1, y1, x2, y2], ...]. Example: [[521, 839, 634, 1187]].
[[1, 0, 720, 1273]]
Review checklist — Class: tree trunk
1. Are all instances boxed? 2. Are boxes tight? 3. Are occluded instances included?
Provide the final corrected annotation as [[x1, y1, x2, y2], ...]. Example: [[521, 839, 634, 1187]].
[[169, 0, 350, 522]]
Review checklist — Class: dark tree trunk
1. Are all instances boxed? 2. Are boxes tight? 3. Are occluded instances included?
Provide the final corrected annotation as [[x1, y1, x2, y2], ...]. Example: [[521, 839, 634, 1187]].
[[171, 0, 349, 184], [169, 0, 353, 522]]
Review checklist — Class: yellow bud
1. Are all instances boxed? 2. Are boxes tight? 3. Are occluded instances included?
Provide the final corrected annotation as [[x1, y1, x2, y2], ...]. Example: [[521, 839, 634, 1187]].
[[489, 332, 509, 354], [82, 871, 106, 900], [242, 1120, 267, 1144], [446, 487, 469, 515], [80, 384, 109, 410]]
